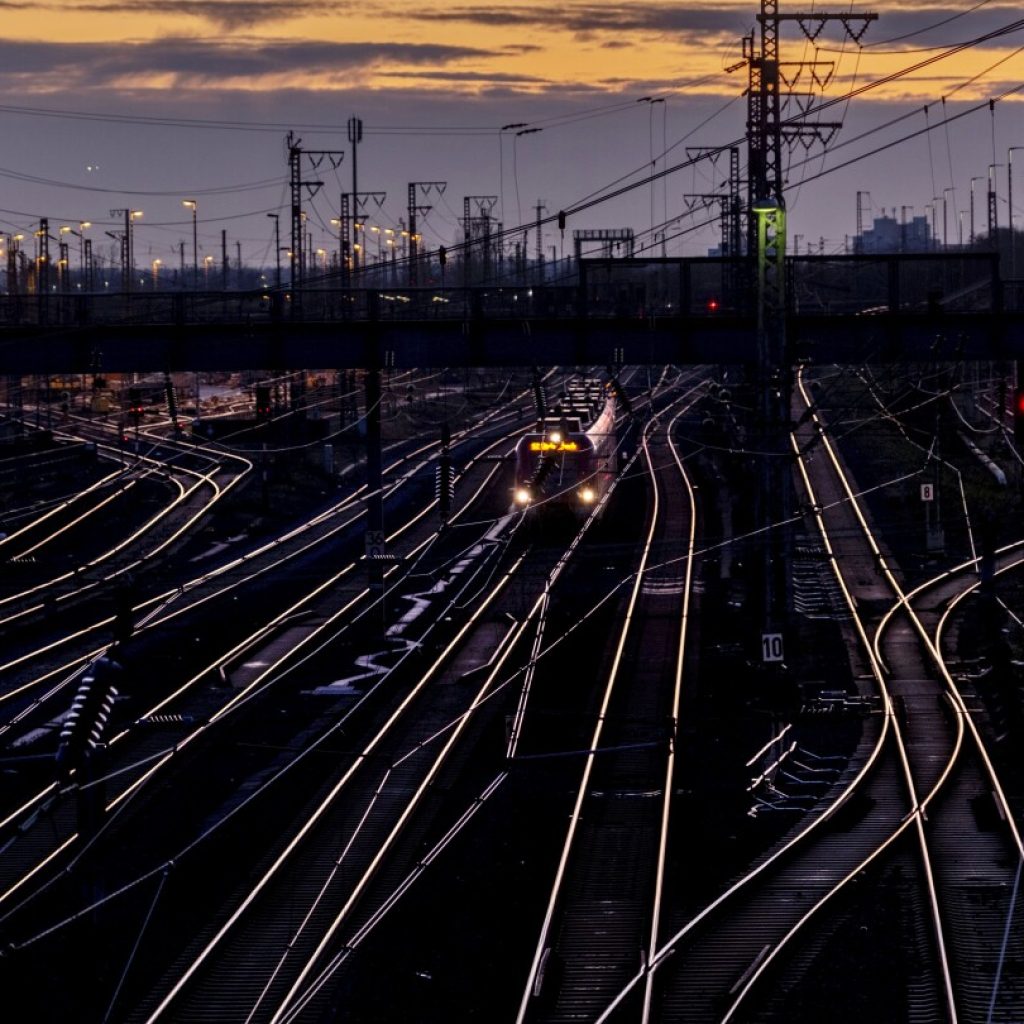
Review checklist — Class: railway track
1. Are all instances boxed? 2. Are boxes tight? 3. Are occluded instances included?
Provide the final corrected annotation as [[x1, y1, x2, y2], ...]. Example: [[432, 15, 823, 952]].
[[515, 385, 702, 1022], [593, 367, 1024, 1023]]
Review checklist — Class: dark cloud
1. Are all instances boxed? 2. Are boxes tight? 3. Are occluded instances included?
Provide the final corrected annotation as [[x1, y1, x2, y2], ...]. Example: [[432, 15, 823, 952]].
[[410, 3, 749, 37], [407, 2, 1022, 50], [80, 1, 339, 28], [378, 70, 548, 83], [0, 0, 344, 28], [0, 37, 490, 86], [857, 7, 1023, 49]]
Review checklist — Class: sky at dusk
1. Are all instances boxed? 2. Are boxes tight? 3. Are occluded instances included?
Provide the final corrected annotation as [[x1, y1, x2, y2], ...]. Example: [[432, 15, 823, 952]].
[[0, 1, 1022, 272]]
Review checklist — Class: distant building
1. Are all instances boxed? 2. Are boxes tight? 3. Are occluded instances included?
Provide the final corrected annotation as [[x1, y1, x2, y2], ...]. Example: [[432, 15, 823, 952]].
[[855, 213, 933, 253]]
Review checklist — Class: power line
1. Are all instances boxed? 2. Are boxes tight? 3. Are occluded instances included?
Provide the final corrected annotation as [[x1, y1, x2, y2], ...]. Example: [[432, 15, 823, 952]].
[[0, 165, 284, 197]]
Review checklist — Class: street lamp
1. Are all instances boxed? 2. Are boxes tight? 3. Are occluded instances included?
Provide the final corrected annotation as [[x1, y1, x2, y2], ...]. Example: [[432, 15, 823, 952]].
[[80, 222, 91, 287], [59, 225, 79, 288], [108, 209, 141, 291], [330, 216, 342, 274], [129, 210, 142, 284], [203, 254, 213, 287], [970, 176, 985, 245], [354, 219, 364, 273], [942, 187, 955, 250], [182, 199, 198, 288], [152, 258, 162, 288]]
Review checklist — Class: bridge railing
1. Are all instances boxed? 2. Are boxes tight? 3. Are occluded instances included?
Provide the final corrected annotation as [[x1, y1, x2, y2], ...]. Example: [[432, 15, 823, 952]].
[[0, 253, 1011, 328]]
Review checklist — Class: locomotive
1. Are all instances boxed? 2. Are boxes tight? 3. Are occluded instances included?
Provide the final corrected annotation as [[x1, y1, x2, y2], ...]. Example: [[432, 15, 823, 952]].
[[512, 380, 618, 515]]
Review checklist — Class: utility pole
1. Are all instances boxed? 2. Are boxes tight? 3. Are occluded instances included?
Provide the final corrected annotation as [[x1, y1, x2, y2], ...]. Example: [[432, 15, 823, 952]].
[[288, 133, 304, 290], [36, 218, 50, 322], [348, 117, 361, 273], [744, 0, 876, 649], [287, 132, 344, 293], [182, 199, 197, 287], [1010, 147, 1024, 277], [462, 196, 498, 287], [109, 209, 130, 293], [407, 181, 445, 287], [267, 213, 281, 289], [221, 229, 228, 289], [236, 240, 242, 287], [988, 160, 1001, 241], [338, 195, 350, 288], [728, 146, 742, 258], [534, 200, 546, 282], [855, 191, 870, 253]]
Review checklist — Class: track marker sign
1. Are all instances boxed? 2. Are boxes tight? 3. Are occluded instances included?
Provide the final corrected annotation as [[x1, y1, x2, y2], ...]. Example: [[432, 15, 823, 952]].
[[920, 483, 934, 502], [761, 632, 785, 663], [364, 530, 386, 559]]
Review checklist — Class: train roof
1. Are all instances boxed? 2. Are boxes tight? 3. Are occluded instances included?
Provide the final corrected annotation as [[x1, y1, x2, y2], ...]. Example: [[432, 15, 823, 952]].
[[545, 380, 613, 431]]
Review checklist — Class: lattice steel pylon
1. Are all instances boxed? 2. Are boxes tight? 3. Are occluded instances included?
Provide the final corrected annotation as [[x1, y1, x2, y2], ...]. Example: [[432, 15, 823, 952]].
[[744, 0, 875, 636], [408, 181, 445, 286], [745, 2, 876, 238], [286, 132, 345, 292]]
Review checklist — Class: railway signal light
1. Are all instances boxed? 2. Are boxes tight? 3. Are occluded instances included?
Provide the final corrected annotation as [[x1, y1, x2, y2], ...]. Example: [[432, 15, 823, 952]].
[[255, 384, 272, 422], [127, 387, 144, 422], [56, 655, 121, 776], [1014, 387, 1024, 446], [438, 245, 447, 266]]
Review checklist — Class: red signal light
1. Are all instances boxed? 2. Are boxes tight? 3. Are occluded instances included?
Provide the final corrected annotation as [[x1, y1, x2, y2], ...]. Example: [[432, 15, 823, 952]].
[[1014, 387, 1024, 445], [707, 298, 719, 312]]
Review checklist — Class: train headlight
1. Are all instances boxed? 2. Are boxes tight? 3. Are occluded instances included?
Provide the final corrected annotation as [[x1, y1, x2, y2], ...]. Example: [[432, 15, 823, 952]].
[[515, 488, 532, 505], [580, 486, 596, 504]]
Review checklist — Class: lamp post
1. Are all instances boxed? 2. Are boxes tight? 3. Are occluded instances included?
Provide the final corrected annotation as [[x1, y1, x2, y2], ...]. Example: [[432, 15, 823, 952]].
[[354, 219, 364, 274], [931, 197, 946, 251], [152, 258, 162, 289], [1009, 147, 1023, 276], [79, 222, 91, 285], [108, 209, 140, 291], [59, 224, 84, 288], [942, 188, 955, 250], [970, 176, 985, 245], [369, 224, 381, 281], [266, 213, 281, 288], [203, 254, 213, 287], [330, 216, 342, 274], [386, 233, 396, 285], [128, 210, 142, 288], [182, 199, 197, 288]]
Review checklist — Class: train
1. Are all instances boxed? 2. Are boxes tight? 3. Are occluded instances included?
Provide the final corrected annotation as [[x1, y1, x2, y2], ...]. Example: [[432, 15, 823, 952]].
[[513, 379, 618, 515]]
